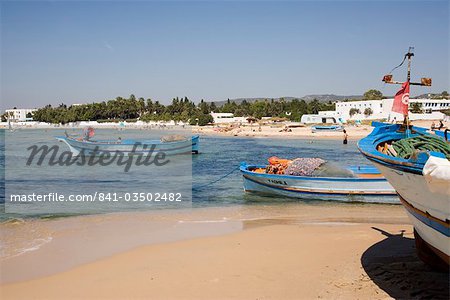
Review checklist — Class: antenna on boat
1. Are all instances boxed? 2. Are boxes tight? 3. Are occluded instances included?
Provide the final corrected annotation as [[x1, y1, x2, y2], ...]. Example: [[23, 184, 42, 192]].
[[382, 48, 432, 134], [383, 47, 431, 86]]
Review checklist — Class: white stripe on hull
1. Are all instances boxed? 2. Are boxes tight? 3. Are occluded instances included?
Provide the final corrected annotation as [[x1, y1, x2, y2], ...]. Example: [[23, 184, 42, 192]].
[[373, 162, 450, 257]]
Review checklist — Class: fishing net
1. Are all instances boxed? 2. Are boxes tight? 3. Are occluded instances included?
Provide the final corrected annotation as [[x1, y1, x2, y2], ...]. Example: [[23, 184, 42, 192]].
[[160, 135, 187, 143], [264, 157, 356, 177], [284, 158, 326, 176], [312, 162, 356, 178]]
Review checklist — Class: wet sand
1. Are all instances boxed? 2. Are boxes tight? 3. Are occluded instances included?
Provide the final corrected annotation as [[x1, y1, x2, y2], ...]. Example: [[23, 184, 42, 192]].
[[1, 203, 448, 299]]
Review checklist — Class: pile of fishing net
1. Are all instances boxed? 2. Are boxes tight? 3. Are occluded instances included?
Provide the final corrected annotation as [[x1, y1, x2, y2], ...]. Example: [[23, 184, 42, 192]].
[[378, 134, 450, 160], [160, 135, 187, 143], [264, 156, 355, 177]]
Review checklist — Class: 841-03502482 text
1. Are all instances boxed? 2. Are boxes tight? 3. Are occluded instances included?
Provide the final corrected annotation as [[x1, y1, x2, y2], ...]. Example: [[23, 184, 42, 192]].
[[9, 192, 184, 202]]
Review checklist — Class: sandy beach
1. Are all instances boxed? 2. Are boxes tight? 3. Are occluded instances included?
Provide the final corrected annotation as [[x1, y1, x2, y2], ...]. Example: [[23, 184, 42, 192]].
[[2, 119, 443, 140], [1, 204, 448, 299], [192, 120, 444, 140]]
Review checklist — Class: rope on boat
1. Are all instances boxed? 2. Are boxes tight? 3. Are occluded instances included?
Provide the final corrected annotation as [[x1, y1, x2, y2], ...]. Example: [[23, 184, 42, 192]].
[[192, 167, 240, 191], [381, 134, 450, 160]]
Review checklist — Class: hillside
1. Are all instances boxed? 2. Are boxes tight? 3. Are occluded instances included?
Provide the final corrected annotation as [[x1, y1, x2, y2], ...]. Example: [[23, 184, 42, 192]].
[[212, 94, 362, 105]]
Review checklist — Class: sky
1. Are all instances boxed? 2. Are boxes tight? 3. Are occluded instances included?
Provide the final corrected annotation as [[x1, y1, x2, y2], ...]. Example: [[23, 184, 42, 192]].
[[1, 0, 448, 110]]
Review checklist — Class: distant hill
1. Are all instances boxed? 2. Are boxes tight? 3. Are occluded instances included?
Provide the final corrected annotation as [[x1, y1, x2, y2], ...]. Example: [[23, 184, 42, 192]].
[[211, 94, 363, 105], [414, 93, 449, 99]]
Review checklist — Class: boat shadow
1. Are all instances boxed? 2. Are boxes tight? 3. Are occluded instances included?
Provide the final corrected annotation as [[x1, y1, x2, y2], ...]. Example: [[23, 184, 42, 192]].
[[361, 227, 449, 299]]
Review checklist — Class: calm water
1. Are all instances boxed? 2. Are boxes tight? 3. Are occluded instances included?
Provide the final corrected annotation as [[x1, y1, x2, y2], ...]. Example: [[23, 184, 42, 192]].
[[0, 128, 369, 221]]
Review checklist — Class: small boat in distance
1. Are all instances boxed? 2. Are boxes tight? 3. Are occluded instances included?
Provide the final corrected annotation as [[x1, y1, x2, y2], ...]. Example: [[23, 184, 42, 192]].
[[311, 125, 344, 133], [56, 129, 199, 156], [358, 49, 449, 270], [240, 162, 398, 204]]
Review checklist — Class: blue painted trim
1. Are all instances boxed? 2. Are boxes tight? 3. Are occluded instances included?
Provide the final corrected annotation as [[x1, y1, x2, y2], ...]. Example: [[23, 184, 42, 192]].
[[357, 123, 447, 175], [243, 175, 395, 196], [240, 164, 387, 182], [400, 196, 450, 237]]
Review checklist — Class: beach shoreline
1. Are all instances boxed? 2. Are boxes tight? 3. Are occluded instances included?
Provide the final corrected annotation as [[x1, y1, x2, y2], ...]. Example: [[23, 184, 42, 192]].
[[1, 205, 447, 299], [0, 203, 435, 300], [2, 120, 441, 141]]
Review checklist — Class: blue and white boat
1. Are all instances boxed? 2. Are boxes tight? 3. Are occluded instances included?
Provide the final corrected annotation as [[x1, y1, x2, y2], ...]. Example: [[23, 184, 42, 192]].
[[358, 49, 449, 270], [56, 134, 200, 156], [311, 125, 344, 133], [240, 162, 398, 203], [358, 122, 450, 269]]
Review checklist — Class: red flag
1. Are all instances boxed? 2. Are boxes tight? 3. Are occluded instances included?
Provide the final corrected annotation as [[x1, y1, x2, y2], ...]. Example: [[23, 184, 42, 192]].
[[392, 81, 410, 115]]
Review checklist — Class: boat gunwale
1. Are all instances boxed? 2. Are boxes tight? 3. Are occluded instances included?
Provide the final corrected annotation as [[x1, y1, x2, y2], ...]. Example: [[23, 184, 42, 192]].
[[240, 163, 389, 182], [357, 123, 447, 174], [56, 135, 199, 146]]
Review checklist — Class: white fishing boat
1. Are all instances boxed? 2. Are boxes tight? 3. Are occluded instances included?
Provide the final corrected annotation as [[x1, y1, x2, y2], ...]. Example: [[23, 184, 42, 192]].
[[56, 127, 199, 156], [358, 49, 449, 270]]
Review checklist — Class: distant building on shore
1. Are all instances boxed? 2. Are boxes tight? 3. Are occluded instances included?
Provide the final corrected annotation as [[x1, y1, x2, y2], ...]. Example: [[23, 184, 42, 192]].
[[4, 108, 37, 121], [210, 112, 248, 124], [332, 98, 450, 123]]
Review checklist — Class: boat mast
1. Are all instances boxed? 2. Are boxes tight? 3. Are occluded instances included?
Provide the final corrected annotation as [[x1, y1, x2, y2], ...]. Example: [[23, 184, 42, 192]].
[[382, 48, 432, 130], [406, 47, 413, 82]]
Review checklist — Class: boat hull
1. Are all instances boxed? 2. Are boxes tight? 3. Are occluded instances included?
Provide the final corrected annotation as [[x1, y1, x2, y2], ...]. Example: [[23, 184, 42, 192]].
[[358, 123, 450, 269], [241, 164, 398, 204], [56, 135, 199, 156], [371, 162, 450, 266], [311, 125, 344, 133]]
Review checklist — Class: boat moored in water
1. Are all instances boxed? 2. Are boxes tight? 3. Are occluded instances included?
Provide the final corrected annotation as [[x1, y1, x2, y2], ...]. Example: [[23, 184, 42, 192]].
[[240, 162, 398, 204], [311, 125, 344, 133], [56, 133, 200, 156]]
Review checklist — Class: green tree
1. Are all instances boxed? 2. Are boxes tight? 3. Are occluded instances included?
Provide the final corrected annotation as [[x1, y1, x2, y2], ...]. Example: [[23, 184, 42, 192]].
[[410, 102, 423, 113], [363, 107, 373, 117], [349, 108, 360, 117], [197, 113, 213, 126], [363, 89, 383, 100]]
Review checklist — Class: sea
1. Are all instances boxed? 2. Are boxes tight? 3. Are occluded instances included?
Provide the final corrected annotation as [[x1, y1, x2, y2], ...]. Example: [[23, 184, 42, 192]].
[[0, 127, 371, 222]]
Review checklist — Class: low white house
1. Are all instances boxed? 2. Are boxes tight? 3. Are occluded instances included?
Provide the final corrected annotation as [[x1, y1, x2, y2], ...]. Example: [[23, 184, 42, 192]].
[[4, 108, 37, 121], [210, 112, 235, 124]]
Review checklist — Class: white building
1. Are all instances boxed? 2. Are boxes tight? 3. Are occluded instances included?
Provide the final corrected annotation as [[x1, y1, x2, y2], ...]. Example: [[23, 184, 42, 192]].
[[4, 108, 37, 121], [210, 112, 235, 124], [335, 100, 384, 121], [334, 98, 450, 122]]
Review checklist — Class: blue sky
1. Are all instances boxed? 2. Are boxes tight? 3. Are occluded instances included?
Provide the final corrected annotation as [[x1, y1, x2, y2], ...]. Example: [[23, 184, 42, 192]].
[[1, 1, 448, 110]]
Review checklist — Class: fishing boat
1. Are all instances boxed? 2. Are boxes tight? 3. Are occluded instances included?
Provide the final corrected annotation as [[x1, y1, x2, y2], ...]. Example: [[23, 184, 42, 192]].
[[56, 128, 199, 155], [358, 49, 449, 270], [311, 125, 344, 133], [240, 162, 398, 203]]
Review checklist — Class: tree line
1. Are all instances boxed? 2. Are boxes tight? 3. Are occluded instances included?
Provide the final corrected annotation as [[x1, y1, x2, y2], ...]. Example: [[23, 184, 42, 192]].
[[9, 89, 445, 125], [6, 95, 336, 125]]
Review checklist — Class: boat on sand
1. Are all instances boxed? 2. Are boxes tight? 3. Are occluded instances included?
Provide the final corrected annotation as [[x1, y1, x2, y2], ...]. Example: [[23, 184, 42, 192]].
[[358, 49, 449, 270]]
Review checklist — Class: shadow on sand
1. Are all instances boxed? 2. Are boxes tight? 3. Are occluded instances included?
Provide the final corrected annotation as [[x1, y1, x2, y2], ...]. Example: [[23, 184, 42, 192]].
[[361, 227, 449, 299]]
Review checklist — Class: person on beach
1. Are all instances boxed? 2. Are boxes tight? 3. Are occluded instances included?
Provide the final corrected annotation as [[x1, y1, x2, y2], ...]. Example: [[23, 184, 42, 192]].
[[343, 129, 348, 144]]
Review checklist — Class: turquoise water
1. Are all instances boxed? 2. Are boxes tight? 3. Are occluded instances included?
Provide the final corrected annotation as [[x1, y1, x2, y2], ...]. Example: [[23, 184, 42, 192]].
[[0, 128, 369, 221]]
